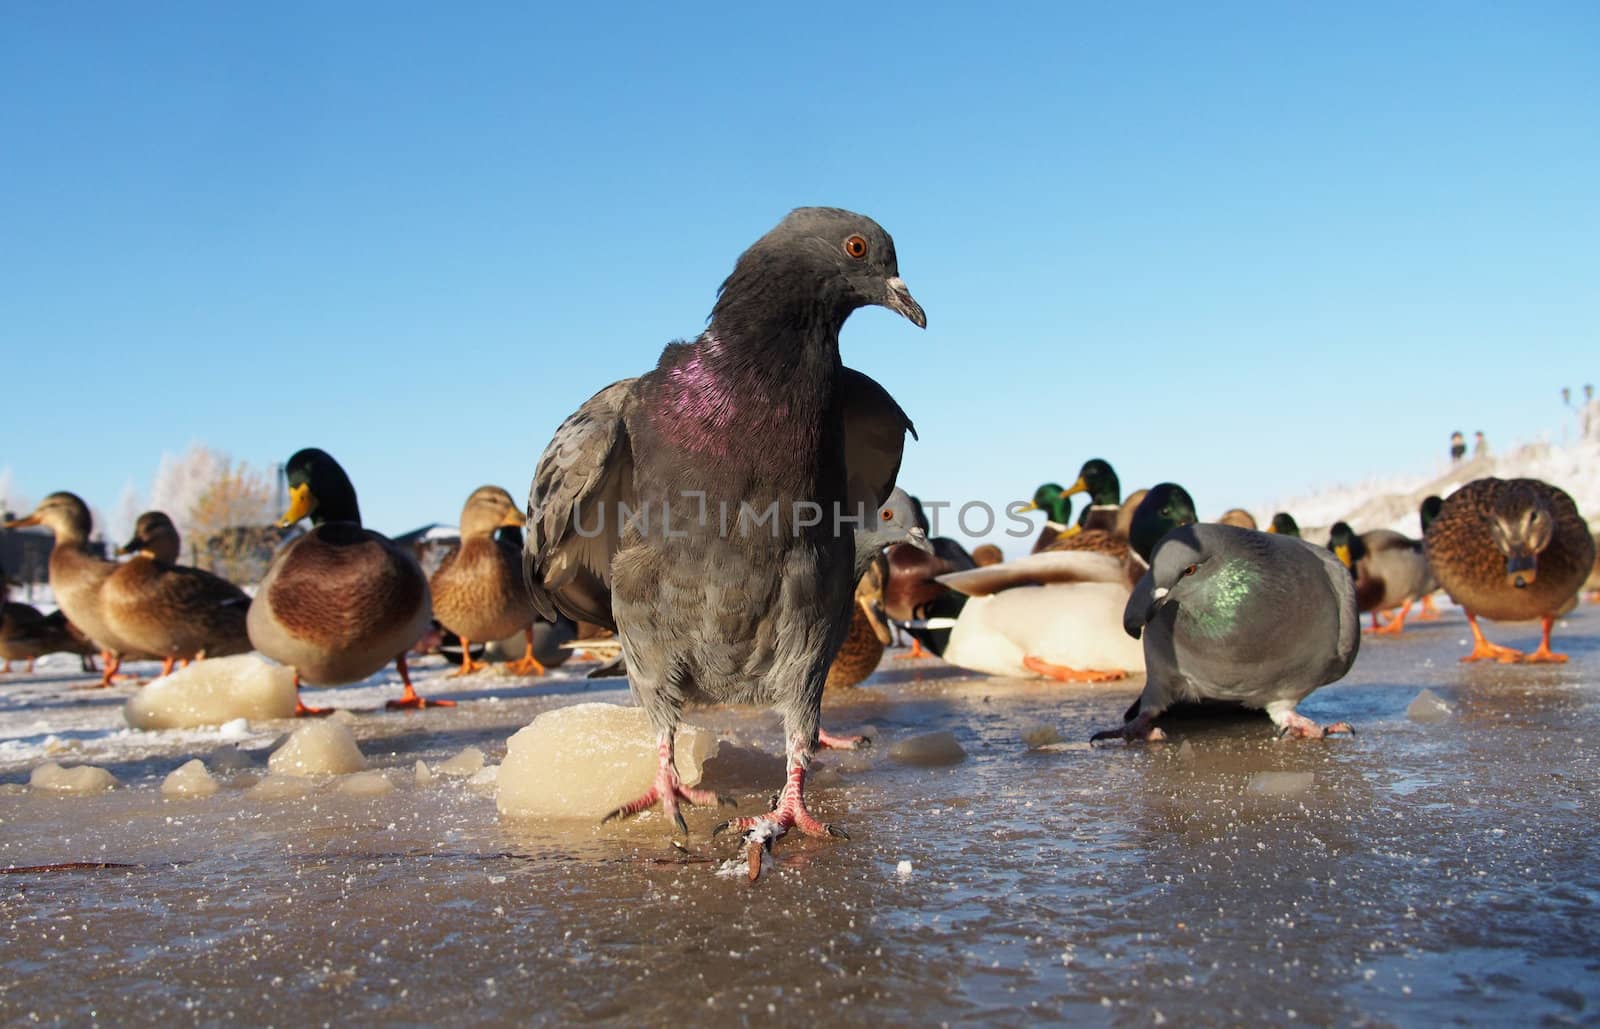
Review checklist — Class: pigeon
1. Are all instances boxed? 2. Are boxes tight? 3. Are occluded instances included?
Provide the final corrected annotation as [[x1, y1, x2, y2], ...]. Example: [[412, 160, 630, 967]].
[[525, 207, 923, 846], [1094, 523, 1359, 741]]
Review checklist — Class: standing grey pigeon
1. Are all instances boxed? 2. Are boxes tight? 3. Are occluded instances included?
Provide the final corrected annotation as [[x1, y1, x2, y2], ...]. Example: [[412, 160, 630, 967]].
[[1094, 523, 1359, 741], [525, 207, 923, 847]]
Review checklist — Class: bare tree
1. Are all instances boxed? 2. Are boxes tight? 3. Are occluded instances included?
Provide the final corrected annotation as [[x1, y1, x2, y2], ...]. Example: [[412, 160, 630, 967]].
[[185, 459, 278, 584]]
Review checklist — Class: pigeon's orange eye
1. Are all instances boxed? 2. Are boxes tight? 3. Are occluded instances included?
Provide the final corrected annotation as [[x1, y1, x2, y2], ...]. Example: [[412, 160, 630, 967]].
[[844, 235, 868, 260], [1184, 564, 1197, 576], [881, 509, 894, 522]]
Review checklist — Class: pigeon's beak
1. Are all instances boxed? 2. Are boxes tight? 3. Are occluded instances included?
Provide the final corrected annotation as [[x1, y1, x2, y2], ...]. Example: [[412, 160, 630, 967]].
[[882, 277, 926, 329], [1144, 586, 1171, 627], [907, 526, 934, 554]]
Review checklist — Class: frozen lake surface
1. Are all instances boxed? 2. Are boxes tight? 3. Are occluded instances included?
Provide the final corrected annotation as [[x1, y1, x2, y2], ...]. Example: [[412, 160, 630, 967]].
[[3, 603, 1599, 1024]]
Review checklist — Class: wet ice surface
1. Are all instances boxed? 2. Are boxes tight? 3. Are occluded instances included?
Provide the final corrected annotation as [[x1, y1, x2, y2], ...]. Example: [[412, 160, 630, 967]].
[[2, 605, 1599, 1024]]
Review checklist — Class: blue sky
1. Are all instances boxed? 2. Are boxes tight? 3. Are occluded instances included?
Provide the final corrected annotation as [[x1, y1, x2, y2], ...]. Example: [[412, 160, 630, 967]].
[[3, 3, 1596, 545]]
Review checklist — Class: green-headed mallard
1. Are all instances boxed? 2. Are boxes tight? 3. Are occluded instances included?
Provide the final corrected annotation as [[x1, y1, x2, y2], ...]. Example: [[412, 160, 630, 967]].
[[1424, 478, 1594, 662], [247, 448, 437, 713], [1267, 512, 1301, 537], [3, 493, 137, 686], [430, 486, 545, 678], [1128, 483, 1198, 563], [1063, 458, 1122, 532], [103, 511, 251, 677], [1326, 521, 1431, 635], [1022, 483, 1077, 553]]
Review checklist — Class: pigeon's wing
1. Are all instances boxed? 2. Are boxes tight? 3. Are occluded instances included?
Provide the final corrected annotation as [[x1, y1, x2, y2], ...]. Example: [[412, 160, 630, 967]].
[[839, 366, 917, 515], [938, 551, 1129, 597], [524, 379, 638, 629], [1314, 543, 1362, 670]]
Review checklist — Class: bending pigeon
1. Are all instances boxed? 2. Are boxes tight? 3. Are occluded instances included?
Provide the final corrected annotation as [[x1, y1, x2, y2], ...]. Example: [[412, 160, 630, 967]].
[[525, 207, 923, 847], [1094, 523, 1359, 741]]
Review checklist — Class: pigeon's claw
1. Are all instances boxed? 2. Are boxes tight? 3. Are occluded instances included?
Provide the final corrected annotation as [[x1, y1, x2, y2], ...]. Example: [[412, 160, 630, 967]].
[[1090, 711, 1167, 744], [602, 738, 723, 836], [818, 728, 870, 750], [1273, 710, 1355, 740]]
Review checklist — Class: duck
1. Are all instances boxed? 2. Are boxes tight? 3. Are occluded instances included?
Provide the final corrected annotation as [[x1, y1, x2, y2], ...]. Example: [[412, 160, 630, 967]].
[[1424, 477, 1594, 662], [1415, 496, 1445, 620], [1114, 488, 1149, 539], [1326, 521, 1432, 635], [1, 572, 92, 673], [880, 497, 976, 659], [825, 488, 929, 690], [1022, 483, 1077, 553], [1586, 531, 1600, 603], [429, 486, 547, 678], [246, 448, 438, 714], [3, 493, 139, 686], [1267, 512, 1301, 537], [1128, 483, 1199, 563], [932, 550, 1146, 682], [1217, 508, 1258, 530], [102, 511, 252, 677], [1063, 458, 1123, 532]]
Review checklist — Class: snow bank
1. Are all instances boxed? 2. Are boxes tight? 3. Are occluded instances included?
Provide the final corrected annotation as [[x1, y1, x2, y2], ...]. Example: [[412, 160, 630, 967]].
[[497, 702, 717, 820], [125, 655, 298, 730]]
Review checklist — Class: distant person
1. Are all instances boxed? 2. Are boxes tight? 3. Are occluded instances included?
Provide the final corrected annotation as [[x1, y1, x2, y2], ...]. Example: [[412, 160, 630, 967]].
[[1473, 430, 1489, 458], [1449, 431, 1466, 463]]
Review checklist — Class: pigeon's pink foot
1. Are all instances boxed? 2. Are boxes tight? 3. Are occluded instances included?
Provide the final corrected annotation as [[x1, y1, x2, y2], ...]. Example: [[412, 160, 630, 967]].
[[1090, 710, 1168, 743], [715, 762, 848, 881], [818, 728, 870, 750], [1271, 707, 1354, 739], [603, 735, 727, 835]]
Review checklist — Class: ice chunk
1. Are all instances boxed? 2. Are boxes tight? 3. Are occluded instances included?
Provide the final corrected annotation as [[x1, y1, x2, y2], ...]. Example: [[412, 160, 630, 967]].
[[267, 721, 368, 776], [249, 774, 315, 800], [124, 655, 297, 730], [337, 770, 395, 797], [497, 702, 717, 820], [218, 718, 251, 741], [438, 746, 486, 777], [29, 761, 118, 795], [1407, 689, 1455, 724], [161, 759, 219, 798], [468, 766, 499, 789], [1247, 771, 1315, 796], [889, 731, 966, 767], [896, 860, 914, 877], [414, 760, 434, 786], [1021, 724, 1062, 750]]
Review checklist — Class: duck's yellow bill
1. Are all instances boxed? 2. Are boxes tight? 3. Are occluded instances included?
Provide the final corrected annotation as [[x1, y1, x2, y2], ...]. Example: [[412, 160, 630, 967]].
[[1334, 544, 1352, 569], [2, 514, 41, 530], [500, 507, 527, 529], [279, 483, 316, 528], [1064, 476, 1089, 497]]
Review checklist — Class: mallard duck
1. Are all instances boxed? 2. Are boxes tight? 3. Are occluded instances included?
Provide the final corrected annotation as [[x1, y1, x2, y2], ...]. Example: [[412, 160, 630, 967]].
[[1415, 496, 1445, 619], [1128, 483, 1198, 563], [971, 544, 1004, 567], [1063, 458, 1123, 532], [1424, 478, 1594, 662], [933, 550, 1145, 682], [825, 490, 929, 690], [1326, 521, 1432, 635], [0, 583, 97, 674], [1114, 488, 1149, 539], [1267, 512, 1301, 537], [1022, 483, 1078, 553], [103, 511, 251, 677], [429, 486, 546, 678], [247, 448, 437, 713], [882, 522, 975, 659], [1217, 508, 1258, 530], [3, 493, 138, 686]]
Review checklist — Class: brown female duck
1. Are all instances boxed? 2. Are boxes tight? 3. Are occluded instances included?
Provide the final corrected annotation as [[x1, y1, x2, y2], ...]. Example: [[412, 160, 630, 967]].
[[247, 448, 437, 713], [4, 493, 138, 686], [430, 486, 545, 678], [103, 511, 252, 676], [1424, 477, 1594, 662]]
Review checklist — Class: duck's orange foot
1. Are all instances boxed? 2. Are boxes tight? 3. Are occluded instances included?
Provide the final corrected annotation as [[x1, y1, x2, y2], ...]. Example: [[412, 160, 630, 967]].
[[1418, 595, 1441, 621], [1462, 641, 1524, 664], [504, 655, 548, 678], [386, 694, 456, 711], [294, 700, 335, 717], [894, 639, 928, 661], [1023, 655, 1126, 683], [448, 654, 489, 678]]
